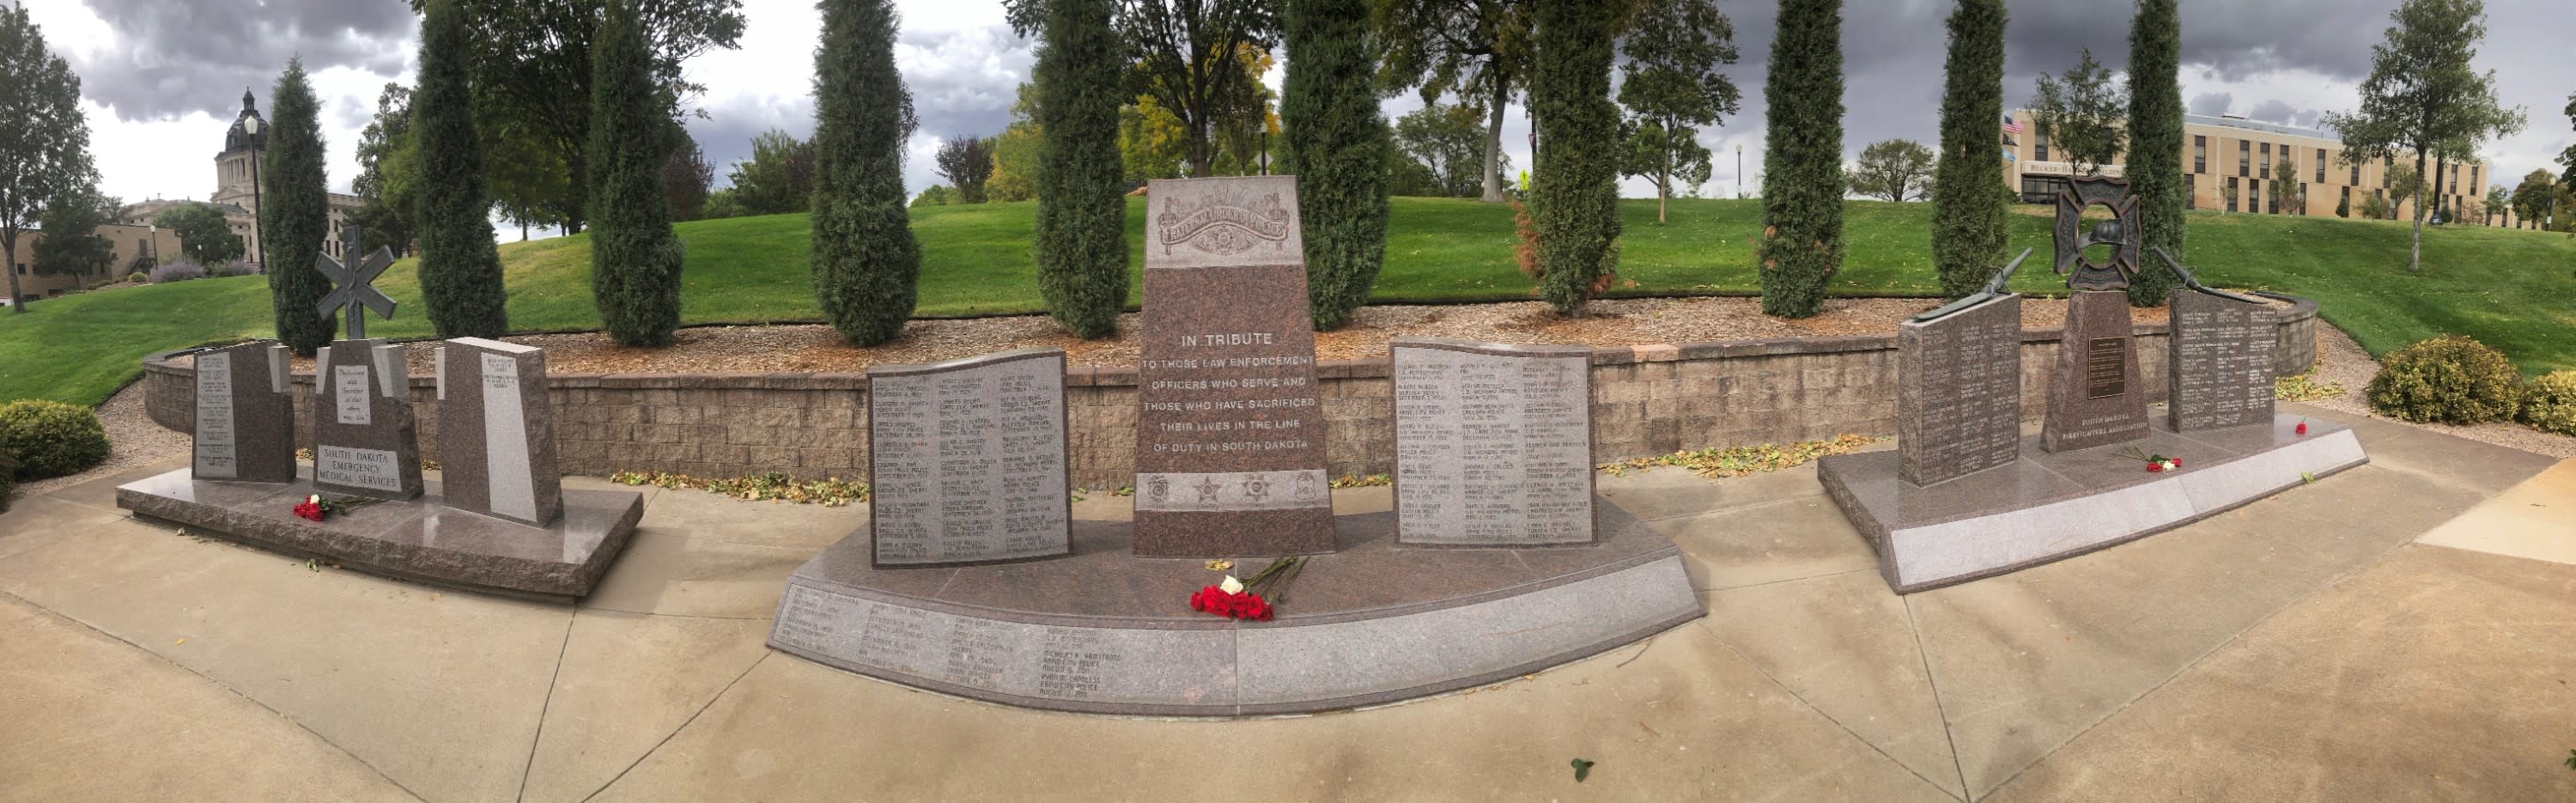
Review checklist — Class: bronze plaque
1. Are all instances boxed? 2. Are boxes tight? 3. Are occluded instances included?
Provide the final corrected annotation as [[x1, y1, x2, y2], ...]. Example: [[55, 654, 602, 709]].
[[2083, 337, 2127, 398]]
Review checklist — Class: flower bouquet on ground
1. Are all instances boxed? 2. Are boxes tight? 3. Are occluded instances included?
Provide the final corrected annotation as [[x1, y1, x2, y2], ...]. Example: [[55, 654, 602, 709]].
[[1188, 557, 1308, 622], [2117, 447, 2182, 474], [292, 493, 386, 522]]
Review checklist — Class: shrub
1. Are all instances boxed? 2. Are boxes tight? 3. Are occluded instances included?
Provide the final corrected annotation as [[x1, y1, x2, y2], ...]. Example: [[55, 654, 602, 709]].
[[586, 0, 685, 347], [2366, 335, 2523, 424], [2519, 370, 2576, 435], [124, 271, 147, 284], [149, 259, 207, 283], [0, 450, 15, 513], [0, 399, 111, 479], [213, 260, 260, 277]]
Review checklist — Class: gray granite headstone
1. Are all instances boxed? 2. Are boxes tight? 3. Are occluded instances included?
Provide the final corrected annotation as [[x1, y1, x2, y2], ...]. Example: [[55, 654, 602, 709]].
[[1899, 295, 2024, 486], [191, 341, 299, 484], [438, 338, 563, 526], [2041, 290, 2148, 453], [2166, 289, 2277, 431], [1391, 338, 1595, 545], [310, 338, 423, 500], [866, 348, 1072, 566], [1132, 175, 1334, 557]]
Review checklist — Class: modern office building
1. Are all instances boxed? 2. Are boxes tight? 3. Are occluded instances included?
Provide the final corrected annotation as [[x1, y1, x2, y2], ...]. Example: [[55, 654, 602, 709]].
[[2003, 110, 2490, 223]]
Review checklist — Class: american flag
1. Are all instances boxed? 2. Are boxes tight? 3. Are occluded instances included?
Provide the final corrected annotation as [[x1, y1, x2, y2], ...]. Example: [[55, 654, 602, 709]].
[[2002, 116, 2025, 135]]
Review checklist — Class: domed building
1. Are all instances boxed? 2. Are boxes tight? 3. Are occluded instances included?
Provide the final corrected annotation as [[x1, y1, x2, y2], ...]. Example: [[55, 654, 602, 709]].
[[124, 89, 367, 266]]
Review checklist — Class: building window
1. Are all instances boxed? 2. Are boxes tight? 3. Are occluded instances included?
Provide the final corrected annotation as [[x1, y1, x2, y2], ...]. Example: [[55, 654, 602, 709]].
[[2034, 129, 2049, 161], [2350, 160, 2359, 186], [2239, 141, 2251, 176], [2227, 177, 2239, 211], [2020, 175, 2069, 204], [2259, 143, 2270, 179], [2249, 179, 2261, 212], [2193, 136, 2206, 173], [2316, 149, 2327, 183], [2185, 174, 2196, 209], [2470, 165, 2479, 190]]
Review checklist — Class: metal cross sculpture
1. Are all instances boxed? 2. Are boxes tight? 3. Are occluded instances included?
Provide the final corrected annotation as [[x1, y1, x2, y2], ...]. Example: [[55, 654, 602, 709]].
[[315, 225, 398, 339], [2051, 175, 2143, 291]]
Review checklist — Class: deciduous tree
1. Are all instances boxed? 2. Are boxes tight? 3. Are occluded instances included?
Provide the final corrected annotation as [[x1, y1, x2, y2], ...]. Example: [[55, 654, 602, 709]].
[[1847, 139, 1934, 202], [1931, 0, 2006, 300], [933, 136, 993, 203], [2322, 0, 2516, 271], [262, 58, 337, 353], [1372, 0, 1534, 202], [352, 82, 418, 256], [33, 186, 116, 278], [727, 130, 817, 216], [1615, 0, 1738, 225], [1758, 0, 1844, 319], [416, 0, 509, 338], [1391, 102, 1500, 198], [2030, 48, 2126, 176], [660, 131, 712, 221], [587, 0, 685, 346], [0, 4, 92, 312], [987, 83, 1043, 202], [1282, 0, 1390, 331], [154, 203, 242, 265], [810, 0, 920, 346]]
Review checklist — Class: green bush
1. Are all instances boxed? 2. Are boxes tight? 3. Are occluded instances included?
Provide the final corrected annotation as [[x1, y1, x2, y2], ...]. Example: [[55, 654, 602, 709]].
[[2366, 335, 2523, 424], [124, 271, 146, 284], [0, 450, 18, 513], [0, 399, 110, 479], [2518, 370, 2576, 435]]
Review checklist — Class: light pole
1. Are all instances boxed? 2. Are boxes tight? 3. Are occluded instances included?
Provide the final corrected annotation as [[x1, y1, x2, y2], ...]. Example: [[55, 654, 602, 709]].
[[242, 109, 264, 266], [1735, 143, 1742, 198]]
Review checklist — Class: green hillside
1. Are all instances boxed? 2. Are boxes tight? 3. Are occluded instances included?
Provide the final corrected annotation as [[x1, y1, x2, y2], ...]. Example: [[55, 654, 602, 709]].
[[3, 197, 2570, 407]]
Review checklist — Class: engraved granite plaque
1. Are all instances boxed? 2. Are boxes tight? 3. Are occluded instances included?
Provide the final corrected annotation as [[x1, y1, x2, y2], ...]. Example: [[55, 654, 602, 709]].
[[1898, 295, 2023, 486], [438, 338, 563, 526], [1391, 339, 1595, 545], [1133, 175, 1334, 557], [310, 338, 423, 500], [866, 348, 1072, 566], [191, 341, 298, 484], [2042, 290, 2148, 453], [2167, 289, 2277, 431]]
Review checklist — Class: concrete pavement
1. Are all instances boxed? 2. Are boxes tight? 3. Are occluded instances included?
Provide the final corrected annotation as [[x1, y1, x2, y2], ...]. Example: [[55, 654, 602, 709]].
[[2, 402, 2571, 802]]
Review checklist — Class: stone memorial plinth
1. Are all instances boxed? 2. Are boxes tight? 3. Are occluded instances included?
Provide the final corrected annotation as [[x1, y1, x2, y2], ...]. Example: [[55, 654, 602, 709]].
[[438, 338, 562, 526], [191, 341, 298, 484], [1898, 295, 2023, 486], [312, 338, 424, 500], [1132, 175, 1334, 557], [767, 501, 1701, 715], [865, 348, 1072, 566], [2041, 290, 2148, 453], [2167, 289, 2276, 431], [1390, 339, 1595, 545]]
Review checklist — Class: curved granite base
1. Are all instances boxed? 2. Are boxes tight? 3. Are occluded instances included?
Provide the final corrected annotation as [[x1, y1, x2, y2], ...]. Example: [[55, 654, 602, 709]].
[[767, 501, 1704, 716], [115, 468, 644, 602], [1820, 413, 2369, 593]]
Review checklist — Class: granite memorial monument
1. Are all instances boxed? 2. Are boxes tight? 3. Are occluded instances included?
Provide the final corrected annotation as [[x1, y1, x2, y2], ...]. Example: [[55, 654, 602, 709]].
[[309, 227, 423, 500], [866, 347, 1072, 566], [1897, 249, 2032, 486], [1391, 338, 1595, 545], [191, 340, 298, 484], [438, 337, 563, 526], [2041, 176, 2150, 453]]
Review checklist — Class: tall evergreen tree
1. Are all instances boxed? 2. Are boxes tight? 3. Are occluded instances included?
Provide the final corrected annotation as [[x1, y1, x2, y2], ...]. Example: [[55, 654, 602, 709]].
[[416, 0, 509, 339], [2124, 0, 2184, 306], [1758, 0, 1844, 319], [811, 0, 920, 345], [1022, 0, 1127, 338], [263, 59, 337, 352], [586, 0, 684, 346], [1282, 0, 1391, 331], [1528, 0, 1621, 317], [1929, 0, 2005, 301]]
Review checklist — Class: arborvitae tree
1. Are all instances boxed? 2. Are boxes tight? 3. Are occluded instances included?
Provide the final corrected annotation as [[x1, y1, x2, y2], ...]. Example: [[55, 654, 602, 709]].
[[415, 0, 508, 339], [263, 59, 337, 353], [1025, 0, 1127, 338], [1930, 0, 2007, 300], [2125, 0, 2184, 306], [1281, 0, 1391, 331], [811, 0, 920, 346], [1524, 0, 1621, 318], [1759, 0, 1844, 319], [586, 0, 683, 346]]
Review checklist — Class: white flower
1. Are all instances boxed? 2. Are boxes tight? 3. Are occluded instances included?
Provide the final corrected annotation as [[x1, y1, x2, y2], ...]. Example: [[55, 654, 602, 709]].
[[1219, 575, 1244, 594], [2162, 460, 2178, 471], [307, 494, 320, 504]]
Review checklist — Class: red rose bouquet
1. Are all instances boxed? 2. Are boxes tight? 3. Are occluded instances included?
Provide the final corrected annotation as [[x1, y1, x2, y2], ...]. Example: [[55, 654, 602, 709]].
[[292, 493, 384, 522], [1188, 557, 1307, 622]]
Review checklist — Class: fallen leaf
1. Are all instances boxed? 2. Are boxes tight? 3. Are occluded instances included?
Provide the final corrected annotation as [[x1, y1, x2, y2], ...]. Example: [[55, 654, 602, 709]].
[[1571, 757, 1595, 782]]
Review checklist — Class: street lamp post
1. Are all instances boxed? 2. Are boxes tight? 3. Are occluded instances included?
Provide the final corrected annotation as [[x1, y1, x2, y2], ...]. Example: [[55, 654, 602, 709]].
[[243, 112, 264, 266], [1735, 143, 1742, 198]]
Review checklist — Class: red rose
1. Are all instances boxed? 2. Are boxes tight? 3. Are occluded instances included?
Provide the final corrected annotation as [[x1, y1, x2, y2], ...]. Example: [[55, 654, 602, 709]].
[[294, 502, 325, 521]]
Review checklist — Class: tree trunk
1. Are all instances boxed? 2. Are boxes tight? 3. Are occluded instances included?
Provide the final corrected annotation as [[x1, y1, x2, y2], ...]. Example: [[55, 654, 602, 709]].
[[2409, 149, 2427, 272], [3, 229, 20, 313], [1657, 149, 1670, 225], [1479, 82, 1508, 203]]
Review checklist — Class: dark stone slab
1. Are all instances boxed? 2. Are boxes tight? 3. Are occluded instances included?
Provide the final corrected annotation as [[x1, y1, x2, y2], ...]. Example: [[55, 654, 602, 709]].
[[1820, 413, 2368, 593], [1898, 294, 2023, 486], [310, 338, 424, 500], [866, 348, 1072, 567], [1390, 338, 1595, 545], [438, 338, 563, 526], [114, 468, 645, 601], [192, 341, 298, 484], [2042, 290, 2149, 453], [2167, 289, 2277, 432], [1133, 176, 1334, 557], [768, 499, 1702, 715]]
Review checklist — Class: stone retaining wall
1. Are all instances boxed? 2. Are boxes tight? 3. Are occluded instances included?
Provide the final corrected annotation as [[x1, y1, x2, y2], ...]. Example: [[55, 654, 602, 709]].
[[142, 296, 2318, 490]]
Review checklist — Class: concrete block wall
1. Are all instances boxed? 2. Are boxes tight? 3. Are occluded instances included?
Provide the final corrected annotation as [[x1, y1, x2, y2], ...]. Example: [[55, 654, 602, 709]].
[[139, 295, 2317, 490]]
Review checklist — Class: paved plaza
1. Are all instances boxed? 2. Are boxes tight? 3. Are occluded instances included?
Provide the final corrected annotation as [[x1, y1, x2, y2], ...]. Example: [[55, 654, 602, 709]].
[[3, 403, 2573, 802]]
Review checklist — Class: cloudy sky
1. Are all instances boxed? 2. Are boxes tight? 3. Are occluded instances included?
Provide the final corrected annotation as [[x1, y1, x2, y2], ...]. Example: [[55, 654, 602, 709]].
[[32, 0, 2576, 233]]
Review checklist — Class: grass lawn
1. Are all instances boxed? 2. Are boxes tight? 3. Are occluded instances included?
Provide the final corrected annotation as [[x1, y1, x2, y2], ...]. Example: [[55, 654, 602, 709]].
[[3, 197, 2569, 407]]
